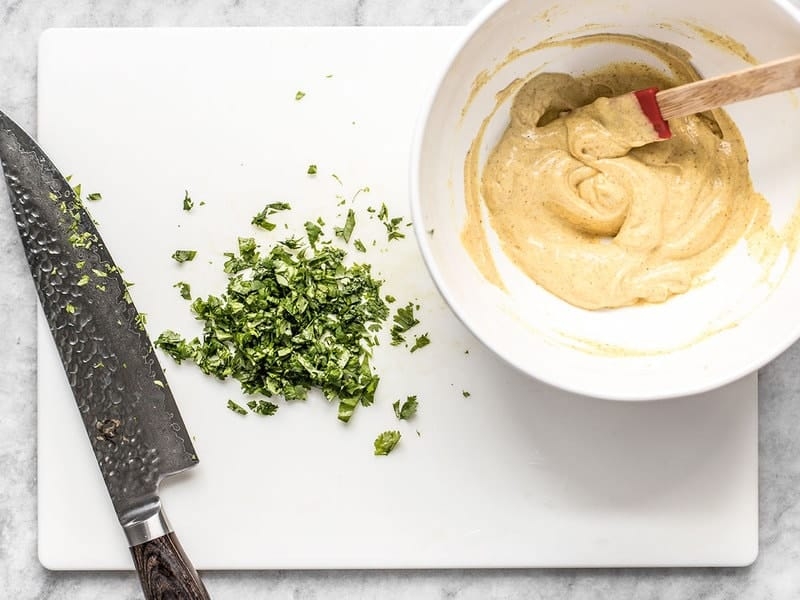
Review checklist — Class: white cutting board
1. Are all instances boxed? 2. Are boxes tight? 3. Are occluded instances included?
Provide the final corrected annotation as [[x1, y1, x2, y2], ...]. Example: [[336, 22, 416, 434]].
[[36, 27, 758, 570]]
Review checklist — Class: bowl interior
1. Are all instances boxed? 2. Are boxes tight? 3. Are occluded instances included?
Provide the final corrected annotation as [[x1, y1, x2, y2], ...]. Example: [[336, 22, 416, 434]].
[[413, 0, 800, 400]]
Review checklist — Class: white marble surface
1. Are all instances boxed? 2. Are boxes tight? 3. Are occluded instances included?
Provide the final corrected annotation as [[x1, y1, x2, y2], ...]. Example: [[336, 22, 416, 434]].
[[2, 1, 800, 598]]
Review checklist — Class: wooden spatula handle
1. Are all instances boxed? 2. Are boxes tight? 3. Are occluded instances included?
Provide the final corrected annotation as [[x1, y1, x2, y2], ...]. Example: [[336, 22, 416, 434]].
[[656, 54, 800, 120], [131, 531, 211, 600]]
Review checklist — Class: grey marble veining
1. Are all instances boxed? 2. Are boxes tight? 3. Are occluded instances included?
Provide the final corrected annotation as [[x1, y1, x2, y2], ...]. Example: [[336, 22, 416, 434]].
[[2, 1, 800, 598]]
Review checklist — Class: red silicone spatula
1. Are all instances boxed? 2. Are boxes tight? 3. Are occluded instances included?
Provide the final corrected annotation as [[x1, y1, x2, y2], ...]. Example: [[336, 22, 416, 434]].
[[633, 53, 800, 139]]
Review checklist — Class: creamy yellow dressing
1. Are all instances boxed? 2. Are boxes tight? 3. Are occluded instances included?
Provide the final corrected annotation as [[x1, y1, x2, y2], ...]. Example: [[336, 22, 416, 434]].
[[464, 36, 772, 310]]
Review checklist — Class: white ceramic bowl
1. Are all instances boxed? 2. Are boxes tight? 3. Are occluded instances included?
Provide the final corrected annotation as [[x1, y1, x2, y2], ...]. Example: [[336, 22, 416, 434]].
[[411, 0, 800, 400]]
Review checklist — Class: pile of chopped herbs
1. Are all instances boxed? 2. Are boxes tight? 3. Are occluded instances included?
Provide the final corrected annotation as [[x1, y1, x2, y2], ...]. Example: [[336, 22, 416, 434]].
[[156, 233, 390, 423]]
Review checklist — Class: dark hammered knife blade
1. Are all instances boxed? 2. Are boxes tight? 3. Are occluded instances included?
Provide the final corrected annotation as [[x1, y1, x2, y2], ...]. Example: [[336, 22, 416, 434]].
[[0, 110, 210, 600]]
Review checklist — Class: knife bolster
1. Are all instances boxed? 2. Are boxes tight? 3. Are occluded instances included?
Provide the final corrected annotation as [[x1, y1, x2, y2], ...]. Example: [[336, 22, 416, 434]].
[[124, 505, 173, 547]]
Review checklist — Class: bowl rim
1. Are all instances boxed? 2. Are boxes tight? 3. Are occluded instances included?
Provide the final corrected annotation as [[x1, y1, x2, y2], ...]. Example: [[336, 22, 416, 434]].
[[409, 0, 800, 401]]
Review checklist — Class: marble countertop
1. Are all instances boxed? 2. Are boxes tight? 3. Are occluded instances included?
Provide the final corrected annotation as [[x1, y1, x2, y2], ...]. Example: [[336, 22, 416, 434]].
[[2, 1, 800, 598]]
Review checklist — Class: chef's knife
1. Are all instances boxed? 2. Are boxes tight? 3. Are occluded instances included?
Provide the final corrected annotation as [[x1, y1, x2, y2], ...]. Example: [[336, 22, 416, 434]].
[[0, 110, 210, 600]]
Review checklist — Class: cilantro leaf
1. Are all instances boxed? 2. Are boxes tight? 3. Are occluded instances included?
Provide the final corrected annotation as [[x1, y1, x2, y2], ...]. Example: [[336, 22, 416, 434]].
[[247, 399, 279, 416], [392, 395, 418, 420], [295, 90, 306, 100], [410, 333, 430, 353], [462, 390, 471, 398], [374, 430, 401, 456], [252, 202, 291, 231], [227, 400, 248, 415], [307, 164, 318, 175], [304, 221, 323, 246], [183, 190, 194, 211], [375, 203, 406, 241], [334, 209, 356, 243], [86, 192, 102, 202], [154, 330, 195, 363], [390, 302, 420, 345], [172, 250, 197, 263], [174, 281, 191, 300], [354, 239, 366, 253], [252, 216, 275, 231]]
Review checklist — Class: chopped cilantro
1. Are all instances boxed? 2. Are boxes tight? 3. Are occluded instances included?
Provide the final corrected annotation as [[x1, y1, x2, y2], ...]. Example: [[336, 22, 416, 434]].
[[247, 399, 279, 416], [334, 209, 356, 243], [174, 281, 191, 300], [295, 90, 306, 101], [304, 221, 323, 246], [375, 203, 406, 241], [183, 190, 194, 211], [154, 330, 194, 363], [153, 380, 164, 388], [307, 164, 318, 175], [390, 302, 420, 345], [374, 430, 401, 456], [266, 201, 292, 213], [92, 269, 107, 278], [86, 193, 102, 202], [385, 295, 396, 303], [252, 202, 291, 231], [392, 395, 418, 421], [331, 174, 342, 186], [157, 236, 389, 423], [252, 217, 275, 231], [75, 261, 85, 269], [227, 400, 248, 415], [462, 390, 471, 398], [354, 239, 366, 253], [77, 274, 90, 287], [65, 303, 76, 314], [135, 313, 147, 330], [172, 250, 197, 263], [410, 333, 430, 353]]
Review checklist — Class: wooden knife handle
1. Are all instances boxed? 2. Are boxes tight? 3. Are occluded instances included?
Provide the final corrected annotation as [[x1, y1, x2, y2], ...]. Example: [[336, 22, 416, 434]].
[[131, 531, 210, 600]]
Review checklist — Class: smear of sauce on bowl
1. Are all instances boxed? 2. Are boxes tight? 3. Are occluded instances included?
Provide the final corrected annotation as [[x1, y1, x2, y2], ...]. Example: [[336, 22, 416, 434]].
[[462, 34, 776, 310]]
